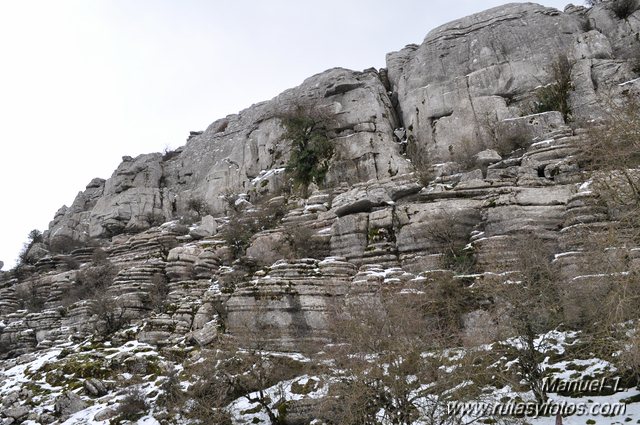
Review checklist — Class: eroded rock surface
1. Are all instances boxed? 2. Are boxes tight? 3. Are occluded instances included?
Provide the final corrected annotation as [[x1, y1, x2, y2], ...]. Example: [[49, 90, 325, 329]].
[[1, 0, 639, 360]]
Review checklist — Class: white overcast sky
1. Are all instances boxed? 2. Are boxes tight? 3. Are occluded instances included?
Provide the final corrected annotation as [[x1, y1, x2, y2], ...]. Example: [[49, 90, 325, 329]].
[[0, 0, 571, 269]]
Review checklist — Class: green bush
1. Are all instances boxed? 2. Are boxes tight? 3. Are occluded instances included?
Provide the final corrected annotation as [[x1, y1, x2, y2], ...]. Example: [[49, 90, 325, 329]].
[[532, 54, 573, 121], [17, 229, 43, 265], [113, 388, 149, 424], [281, 103, 334, 191], [186, 197, 211, 217]]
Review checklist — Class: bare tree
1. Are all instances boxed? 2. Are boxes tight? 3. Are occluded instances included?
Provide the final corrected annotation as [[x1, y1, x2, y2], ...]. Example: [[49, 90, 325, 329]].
[[318, 281, 483, 425], [484, 233, 561, 404]]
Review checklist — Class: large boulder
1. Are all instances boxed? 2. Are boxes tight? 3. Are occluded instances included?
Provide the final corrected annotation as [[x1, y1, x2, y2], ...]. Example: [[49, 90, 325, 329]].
[[189, 215, 218, 239], [54, 391, 88, 419]]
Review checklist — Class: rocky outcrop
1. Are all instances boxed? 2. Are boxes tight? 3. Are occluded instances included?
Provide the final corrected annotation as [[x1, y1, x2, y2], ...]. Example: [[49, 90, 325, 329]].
[[3, 4, 640, 423], [46, 68, 412, 243], [225, 258, 357, 349], [1, 0, 639, 357], [42, 2, 640, 249], [386, 2, 640, 163]]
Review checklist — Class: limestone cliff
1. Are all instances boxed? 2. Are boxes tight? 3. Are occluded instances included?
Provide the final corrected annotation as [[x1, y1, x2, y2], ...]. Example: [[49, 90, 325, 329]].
[[2, 2, 640, 424], [5, 0, 640, 360]]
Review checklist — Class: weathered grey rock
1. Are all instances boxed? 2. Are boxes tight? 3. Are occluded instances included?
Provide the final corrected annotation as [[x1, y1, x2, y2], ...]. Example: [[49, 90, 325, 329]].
[[54, 391, 88, 418], [42, 1, 640, 250], [25, 243, 48, 263], [226, 258, 357, 349], [246, 231, 292, 266], [84, 378, 108, 397], [165, 245, 201, 281], [4, 0, 640, 401], [189, 215, 217, 239], [587, 2, 640, 59], [330, 213, 369, 261], [496, 112, 567, 149], [188, 319, 220, 346], [459, 169, 484, 182], [45, 66, 415, 244], [387, 3, 582, 162], [93, 408, 118, 422], [4, 406, 29, 421], [474, 150, 502, 168], [2, 391, 19, 407], [331, 174, 421, 217], [386, 3, 639, 164], [573, 30, 613, 60]]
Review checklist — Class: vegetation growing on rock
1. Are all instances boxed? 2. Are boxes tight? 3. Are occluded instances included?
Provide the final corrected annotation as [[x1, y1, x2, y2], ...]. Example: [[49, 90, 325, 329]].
[[281, 102, 334, 193], [3, 2, 640, 424]]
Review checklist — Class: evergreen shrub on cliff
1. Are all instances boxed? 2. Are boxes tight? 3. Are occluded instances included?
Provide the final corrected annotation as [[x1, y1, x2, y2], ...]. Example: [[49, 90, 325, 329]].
[[280, 103, 334, 192]]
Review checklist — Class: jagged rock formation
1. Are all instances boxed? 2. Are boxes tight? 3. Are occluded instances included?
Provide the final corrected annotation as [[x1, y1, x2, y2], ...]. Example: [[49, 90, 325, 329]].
[[2, 2, 640, 423], [4, 0, 640, 352]]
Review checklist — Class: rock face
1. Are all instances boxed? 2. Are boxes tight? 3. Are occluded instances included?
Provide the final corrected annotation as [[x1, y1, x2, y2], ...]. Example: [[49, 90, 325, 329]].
[[46, 68, 411, 241], [0, 0, 639, 355], [40, 3, 640, 244], [386, 2, 639, 162], [3, 5, 640, 423], [225, 258, 358, 349], [173, 67, 412, 214]]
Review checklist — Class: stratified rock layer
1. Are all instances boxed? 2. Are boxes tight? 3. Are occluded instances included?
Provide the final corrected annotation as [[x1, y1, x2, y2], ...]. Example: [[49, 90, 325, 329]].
[[1, 2, 640, 357]]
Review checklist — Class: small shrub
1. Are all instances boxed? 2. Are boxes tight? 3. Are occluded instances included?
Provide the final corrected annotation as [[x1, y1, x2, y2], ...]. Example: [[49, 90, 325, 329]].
[[17, 229, 44, 265], [186, 197, 211, 217], [448, 138, 482, 171], [65, 256, 117, 305], [491, 125, 532, 157], [280, 102, 334, 193], [162, 146, 180, 161], [416, 165, 436, 187], [221, 200, 287, 259], [148, 273, 170, 313], [49, 235, 87, 255], [579, 96, 640, 172], [60, 256, 80, 270], [218, 258, 259, 293], [220, 190, 243, 212], [114, 388, 149, 423], [29, 229, 43, 243], [144, 212, 166, 228], [284, 225, 327, 259], [610, 0, 639, 19], [424, 213, 476, 275], [91, 292, 127, 337], [15, 282, 45, 312], [532, 54, 573, 121]]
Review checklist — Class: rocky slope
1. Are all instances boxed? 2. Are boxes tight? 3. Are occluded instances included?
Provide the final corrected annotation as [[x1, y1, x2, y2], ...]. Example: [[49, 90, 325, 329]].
[[2, 2, 640, 424]]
